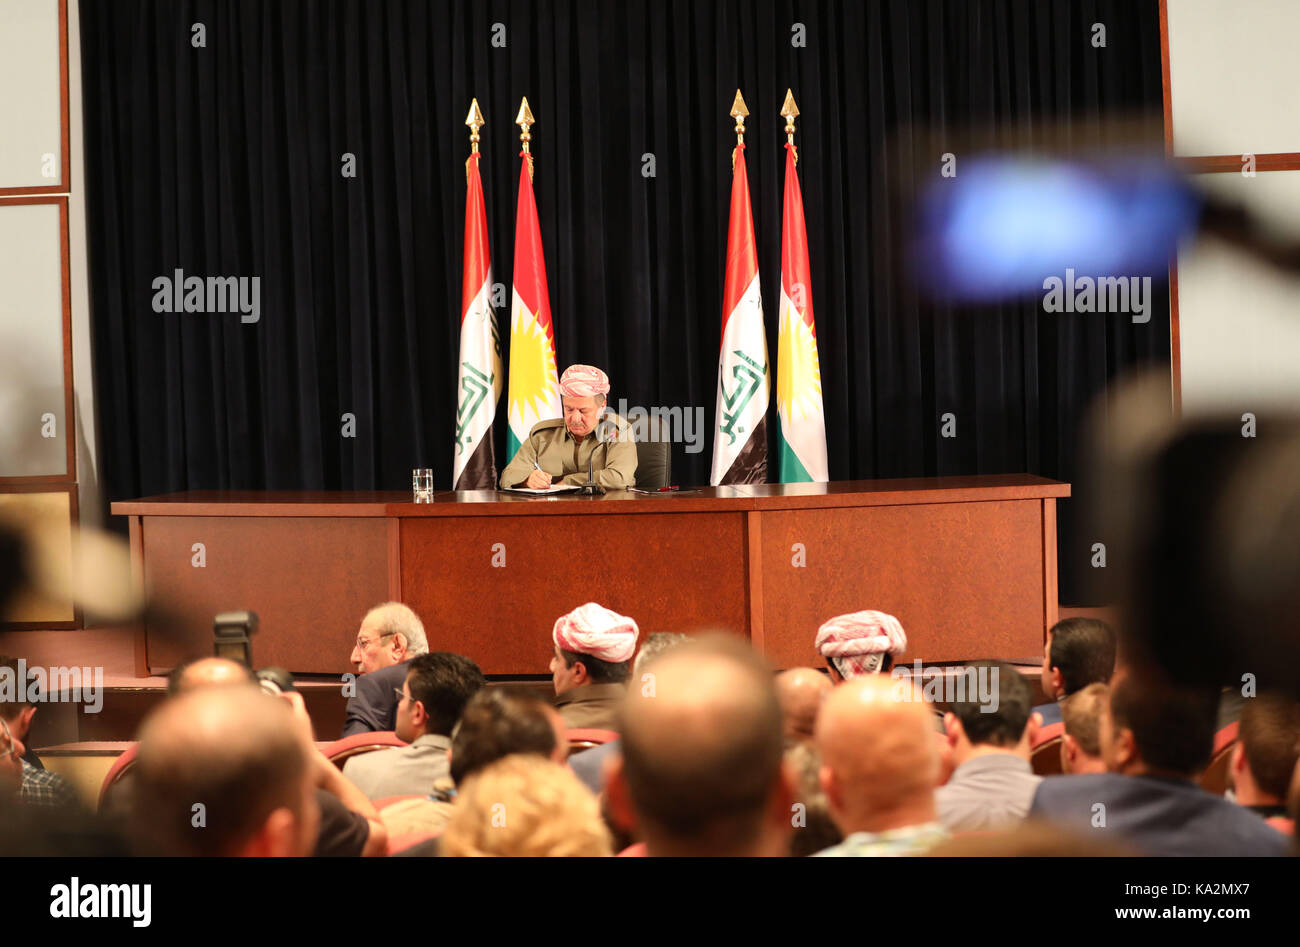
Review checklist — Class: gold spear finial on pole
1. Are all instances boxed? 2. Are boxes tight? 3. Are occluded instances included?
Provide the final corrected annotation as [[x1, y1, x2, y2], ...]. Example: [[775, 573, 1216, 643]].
[[780, 88, 799, 165], [730, 90, 749, 170], [465, 98, 485, 182], [516, 96, 536, 181], [466, 98, 485, 154]]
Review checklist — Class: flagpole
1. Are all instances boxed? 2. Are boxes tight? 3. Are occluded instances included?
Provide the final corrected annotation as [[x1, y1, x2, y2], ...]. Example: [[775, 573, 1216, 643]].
[[516, 96, 535, 181], [780, 88, 798, 164], [453, 97, 502, 490], [711, 89, 770, 485], [775, 88, 829, 483], [730, 89, 749, 170], [505, 96, 560, 458]]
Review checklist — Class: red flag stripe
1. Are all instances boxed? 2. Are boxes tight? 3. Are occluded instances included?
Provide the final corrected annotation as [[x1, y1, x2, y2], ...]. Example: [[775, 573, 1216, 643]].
[[780, 144, 817, 336], [461, 153, 490, 320], [720, 144, 759, 341], [512, 156, 556, 347]]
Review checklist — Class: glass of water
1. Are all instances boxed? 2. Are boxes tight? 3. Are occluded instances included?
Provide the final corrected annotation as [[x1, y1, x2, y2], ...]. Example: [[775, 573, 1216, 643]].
[[412, 468, 434, 503]]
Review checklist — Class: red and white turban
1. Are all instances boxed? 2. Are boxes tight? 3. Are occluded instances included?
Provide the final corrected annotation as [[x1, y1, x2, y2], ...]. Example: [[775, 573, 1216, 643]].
[[558, 364, 611, 399], [815, 610, 907, 679], [553, 602, 639, 663]]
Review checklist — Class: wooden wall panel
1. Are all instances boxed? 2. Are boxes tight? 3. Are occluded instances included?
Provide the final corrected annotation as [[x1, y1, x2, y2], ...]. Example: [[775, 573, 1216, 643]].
[[757, 500, 1046, 669], [399, 512, 750, 675], [140, 516, 388, 674]]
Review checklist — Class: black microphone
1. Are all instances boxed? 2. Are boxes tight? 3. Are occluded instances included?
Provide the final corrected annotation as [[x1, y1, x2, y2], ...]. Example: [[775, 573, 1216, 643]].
[[577, 424, 607, 496]]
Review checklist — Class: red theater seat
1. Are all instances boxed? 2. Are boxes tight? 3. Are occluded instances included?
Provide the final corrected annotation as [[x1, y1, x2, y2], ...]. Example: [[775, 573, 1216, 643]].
[[97, 743, 139, 811], [322, 731, 408, 767], [1198, 722, 1239, 795], [1030, 722, 1066, 777], [565, 728, 619, 755]]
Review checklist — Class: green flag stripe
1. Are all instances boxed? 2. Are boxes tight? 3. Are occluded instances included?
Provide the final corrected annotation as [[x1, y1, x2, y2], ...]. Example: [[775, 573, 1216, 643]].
[[778, 432, 813, 483]]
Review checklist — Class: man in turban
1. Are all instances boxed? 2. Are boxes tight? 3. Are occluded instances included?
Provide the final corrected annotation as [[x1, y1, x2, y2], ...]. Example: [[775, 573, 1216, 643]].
[[550, 602, 639, 730], [815, 610, 908, 681], [499, 364, 638, 490]]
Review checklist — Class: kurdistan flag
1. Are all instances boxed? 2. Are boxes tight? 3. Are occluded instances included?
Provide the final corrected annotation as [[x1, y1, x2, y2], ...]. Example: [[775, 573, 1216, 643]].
[[452, 146, 503, 490], [505, 145, 560, 457], [776, 139, 828, 482], [710, 140, 770, 485]]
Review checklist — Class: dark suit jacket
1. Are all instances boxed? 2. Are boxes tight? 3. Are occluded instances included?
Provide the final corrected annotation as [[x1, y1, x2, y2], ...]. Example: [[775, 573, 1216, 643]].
[[1032, 701, 1063, 727], [1030, 773, 1289, 856], [342, 661, 411, 737], [569, 739, 621, 796]]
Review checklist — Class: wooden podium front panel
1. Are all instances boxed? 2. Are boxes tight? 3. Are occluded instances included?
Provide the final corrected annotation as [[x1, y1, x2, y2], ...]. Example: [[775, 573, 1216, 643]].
[[141, 516, 389, 674], [757, 499, 1047, 669], [399, 512, 749, 675]]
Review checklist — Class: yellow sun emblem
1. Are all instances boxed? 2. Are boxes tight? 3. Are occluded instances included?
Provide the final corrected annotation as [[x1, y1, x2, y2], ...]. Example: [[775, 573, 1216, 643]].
[[508, 304, 559, 423], [776, 297, 823, 424]]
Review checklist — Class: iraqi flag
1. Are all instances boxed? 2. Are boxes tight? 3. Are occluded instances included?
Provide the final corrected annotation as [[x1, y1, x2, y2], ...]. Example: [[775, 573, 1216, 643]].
[[505, 151, 561, 456], [453, 151, 504, 490], [710, 142, 771, 485], [776, 141, 828, 482]]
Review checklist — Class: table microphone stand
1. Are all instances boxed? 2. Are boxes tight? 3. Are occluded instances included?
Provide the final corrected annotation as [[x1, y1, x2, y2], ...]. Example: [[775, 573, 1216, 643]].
[[576, 452, 606, 496]]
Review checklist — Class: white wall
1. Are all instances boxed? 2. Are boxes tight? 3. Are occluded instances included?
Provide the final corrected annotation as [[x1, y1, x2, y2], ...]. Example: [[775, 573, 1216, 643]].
[[68, 0, 101, 524], [0, 0, 99, 521], [1168, 0, 1300, 156], [1167, 0, 1300, 415]]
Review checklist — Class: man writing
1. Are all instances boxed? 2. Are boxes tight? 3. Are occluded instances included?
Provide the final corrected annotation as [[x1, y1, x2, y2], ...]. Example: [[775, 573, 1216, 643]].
[[499, 364, 637, 490]]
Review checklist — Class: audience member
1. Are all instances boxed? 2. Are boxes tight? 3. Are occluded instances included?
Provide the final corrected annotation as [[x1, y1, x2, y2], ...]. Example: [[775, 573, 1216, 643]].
[[1, 714, 23, 797], [550, 602, 639, 730], [165, 655, 388, 857], [130, 685, 320, 856], [1232, 692, 1300, 836], [814, 610, 947, 735], [440, 755, 613, 857], [0, 655, 79, 809], [451, 688, 567, 786], [1030, 674, 1289, 855], [814, 675, 947, 856], [784, 741, 842, 856], [343, 652, 485, 799], [342, 602, 430, 737], [1035, 618, 1116, 726], [1060, 683, 1109, 775], [814, 610, 906, 681], [606, 635, 791, 857], [936, 662, 1042, 832], [391, 688, 567, 856], [775, 667, 832, 745], [568, 631, 690, 795], [168, 655, 252, 695]]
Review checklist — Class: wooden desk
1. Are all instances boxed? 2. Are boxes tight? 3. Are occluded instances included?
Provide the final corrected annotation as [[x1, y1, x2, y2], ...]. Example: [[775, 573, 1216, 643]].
[[111, 475, 1069, 677]]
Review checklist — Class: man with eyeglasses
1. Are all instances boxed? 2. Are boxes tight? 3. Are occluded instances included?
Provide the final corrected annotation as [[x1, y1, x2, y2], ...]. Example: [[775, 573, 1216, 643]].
[[343, 652, 486, 800], [342, 601, 431, 737]]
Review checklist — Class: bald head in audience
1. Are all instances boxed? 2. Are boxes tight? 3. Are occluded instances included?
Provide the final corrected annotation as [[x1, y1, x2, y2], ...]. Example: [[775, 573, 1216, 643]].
[[607, 636, 791, 857], [775, 668, 832, 744], [131, 685, 320, 857], [816, 676, 939, 837], [169, 656, 254, 694]]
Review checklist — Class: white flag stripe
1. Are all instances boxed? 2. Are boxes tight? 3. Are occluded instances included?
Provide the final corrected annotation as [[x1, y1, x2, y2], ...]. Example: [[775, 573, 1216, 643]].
[[776, 284, 828, 482], [453, 273, 502, 487], [710, 274, 771, 485]]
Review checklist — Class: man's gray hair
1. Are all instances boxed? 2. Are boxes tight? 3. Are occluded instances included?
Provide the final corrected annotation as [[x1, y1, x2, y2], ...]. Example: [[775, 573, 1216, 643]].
[[632, 632, 692, 680], [364, 602, 429, 657]]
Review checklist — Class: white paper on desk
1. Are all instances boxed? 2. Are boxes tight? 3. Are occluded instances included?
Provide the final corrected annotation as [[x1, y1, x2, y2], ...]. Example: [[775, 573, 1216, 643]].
[[499, 485, 582, 495]]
